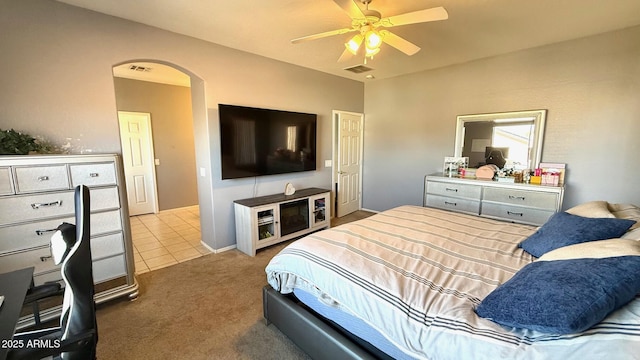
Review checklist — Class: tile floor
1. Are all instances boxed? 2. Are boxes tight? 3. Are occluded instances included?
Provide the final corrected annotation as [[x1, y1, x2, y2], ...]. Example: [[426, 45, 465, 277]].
[[131, 207, 375, 275], [130, 205, 211, 275]]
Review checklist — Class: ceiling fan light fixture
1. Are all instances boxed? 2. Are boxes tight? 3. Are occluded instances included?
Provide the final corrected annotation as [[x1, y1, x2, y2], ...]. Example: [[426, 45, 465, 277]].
[[364, 29, 382, 51], [345, 34, 363, 55]]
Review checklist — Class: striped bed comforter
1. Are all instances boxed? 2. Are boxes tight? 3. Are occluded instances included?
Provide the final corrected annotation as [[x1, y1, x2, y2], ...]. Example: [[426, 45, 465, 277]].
[[265, 206, 640, 360]]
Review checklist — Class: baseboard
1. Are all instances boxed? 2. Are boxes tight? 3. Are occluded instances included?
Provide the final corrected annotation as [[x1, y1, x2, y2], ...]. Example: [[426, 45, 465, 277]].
[[361, 208, 379, 213], [200, 241, 237, 254]]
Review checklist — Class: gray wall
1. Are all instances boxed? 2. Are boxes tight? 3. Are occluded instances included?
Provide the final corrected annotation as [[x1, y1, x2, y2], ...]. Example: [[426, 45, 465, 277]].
[[113, 77, 198, 211], [363, 25, 640, 211], [0, 0, 364, 250]]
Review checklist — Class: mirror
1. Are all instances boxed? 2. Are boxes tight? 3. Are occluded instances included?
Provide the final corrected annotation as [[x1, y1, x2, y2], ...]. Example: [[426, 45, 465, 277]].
[[454, 110, 546, 170]]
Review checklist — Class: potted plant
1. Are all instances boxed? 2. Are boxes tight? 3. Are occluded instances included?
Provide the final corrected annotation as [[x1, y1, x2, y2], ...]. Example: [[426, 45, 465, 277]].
[[0, 128, 47, 155]]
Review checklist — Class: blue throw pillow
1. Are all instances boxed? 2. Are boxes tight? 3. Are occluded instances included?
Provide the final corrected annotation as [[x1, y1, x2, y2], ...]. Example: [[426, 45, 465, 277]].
[[519, 211, 635, 257], [475, 256, 640, 334]]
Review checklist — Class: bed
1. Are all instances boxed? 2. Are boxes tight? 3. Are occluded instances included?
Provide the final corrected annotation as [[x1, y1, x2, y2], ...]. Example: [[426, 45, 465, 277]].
[[264, 205, 640, 360]]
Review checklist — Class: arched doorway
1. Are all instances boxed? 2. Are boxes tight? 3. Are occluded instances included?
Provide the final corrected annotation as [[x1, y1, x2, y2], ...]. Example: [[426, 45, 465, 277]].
[[112, 60, 215, 269], [113, 62, 196, 214]]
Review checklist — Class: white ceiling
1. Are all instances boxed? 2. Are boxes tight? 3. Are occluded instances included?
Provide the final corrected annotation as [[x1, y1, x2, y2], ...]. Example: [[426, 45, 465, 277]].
[[113, 62, 191, 87], [58, 0, 640, 82]]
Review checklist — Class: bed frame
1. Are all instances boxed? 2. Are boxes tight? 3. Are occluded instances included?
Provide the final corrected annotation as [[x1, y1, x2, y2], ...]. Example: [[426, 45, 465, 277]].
[[263, 286, 393, 360]]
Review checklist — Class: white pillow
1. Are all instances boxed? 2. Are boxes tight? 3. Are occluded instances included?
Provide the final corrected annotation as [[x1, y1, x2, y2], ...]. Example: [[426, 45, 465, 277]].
[[622, 228, 640, 241], [566, 201, 615, 218], [537, 238, 640, 261], [609, 203, 640, 230]]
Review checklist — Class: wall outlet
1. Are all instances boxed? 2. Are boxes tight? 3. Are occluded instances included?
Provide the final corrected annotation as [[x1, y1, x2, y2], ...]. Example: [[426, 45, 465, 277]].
[[324, 160, 332, 168], [154, 159, 160, 166]]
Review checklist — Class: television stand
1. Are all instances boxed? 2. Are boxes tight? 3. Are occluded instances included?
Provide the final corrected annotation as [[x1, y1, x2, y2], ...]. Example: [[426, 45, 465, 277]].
[[234, 188, 331, 256]]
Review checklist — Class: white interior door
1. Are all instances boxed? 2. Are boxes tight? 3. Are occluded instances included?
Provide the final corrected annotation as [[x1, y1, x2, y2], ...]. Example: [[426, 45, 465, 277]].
[[335, 111, 364, 217], [118, 111, 159, 216]]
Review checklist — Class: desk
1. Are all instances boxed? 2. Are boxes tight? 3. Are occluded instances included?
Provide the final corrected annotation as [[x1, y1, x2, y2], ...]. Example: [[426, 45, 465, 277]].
[[0, 267, 34, 360]]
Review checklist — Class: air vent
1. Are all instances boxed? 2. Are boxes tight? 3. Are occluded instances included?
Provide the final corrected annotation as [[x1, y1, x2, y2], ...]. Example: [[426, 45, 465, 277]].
[[343, 65, 374, 74], [129, 65, 152, 72]]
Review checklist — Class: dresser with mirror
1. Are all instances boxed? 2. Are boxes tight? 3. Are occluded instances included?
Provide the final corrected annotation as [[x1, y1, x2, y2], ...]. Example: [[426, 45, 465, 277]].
[[425, 109, 565, 226]]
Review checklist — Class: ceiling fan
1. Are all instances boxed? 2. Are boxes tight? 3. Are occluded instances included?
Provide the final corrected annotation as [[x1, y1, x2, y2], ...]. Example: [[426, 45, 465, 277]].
[[291, 0, 448, 62]]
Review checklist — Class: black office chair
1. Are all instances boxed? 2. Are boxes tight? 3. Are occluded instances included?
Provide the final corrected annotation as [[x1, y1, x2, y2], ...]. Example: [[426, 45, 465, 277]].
[[23, 280, 63, 326], [9, 185, 98, 360]]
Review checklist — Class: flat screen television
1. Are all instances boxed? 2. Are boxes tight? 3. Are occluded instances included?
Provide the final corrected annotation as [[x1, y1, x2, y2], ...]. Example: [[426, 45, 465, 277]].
[[218, 104, 317, 180]]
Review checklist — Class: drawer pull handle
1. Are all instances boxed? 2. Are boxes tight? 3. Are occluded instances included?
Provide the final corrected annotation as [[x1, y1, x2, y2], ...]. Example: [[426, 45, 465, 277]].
[[89, 173, 100, 177], [445, 188, 458, 192], [38, 176, 50, 181], [444, 201, 457, 207], [508, 195, 526, 201], [31, 200, 62, 209], [40, 255, 53, 262], [35, 228, 58, 236], [507, 211, 524, 217]]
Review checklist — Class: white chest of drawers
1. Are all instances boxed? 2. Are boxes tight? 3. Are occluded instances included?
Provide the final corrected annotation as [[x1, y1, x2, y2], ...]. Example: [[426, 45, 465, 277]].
[[424, 174, 564, 226], [0, 154, 139, 326]]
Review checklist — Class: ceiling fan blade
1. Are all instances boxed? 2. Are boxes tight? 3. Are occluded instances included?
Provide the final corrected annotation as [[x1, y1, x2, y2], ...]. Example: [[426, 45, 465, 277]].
[[332, 0, 366, 20], [379, 6, 448, 27], [291, 28, 355, 44], [381, 31, 421, 56]]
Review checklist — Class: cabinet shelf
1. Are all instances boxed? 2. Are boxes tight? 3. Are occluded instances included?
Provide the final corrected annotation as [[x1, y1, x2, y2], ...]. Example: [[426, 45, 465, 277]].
[[257, 216, 274, 225]]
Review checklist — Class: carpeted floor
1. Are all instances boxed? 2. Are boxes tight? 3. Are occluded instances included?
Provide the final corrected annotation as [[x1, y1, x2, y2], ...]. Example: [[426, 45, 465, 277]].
[[96, 242, 309, 359], [96, 211, 375, 359]]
